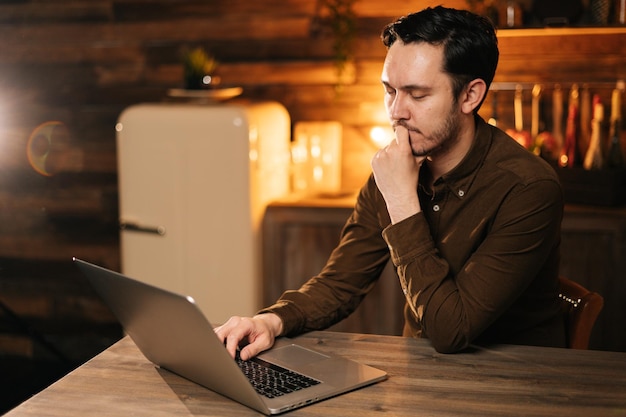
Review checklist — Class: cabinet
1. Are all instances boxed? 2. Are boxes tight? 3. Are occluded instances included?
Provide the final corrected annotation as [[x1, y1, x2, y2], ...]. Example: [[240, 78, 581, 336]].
[[262, 195, 404, 336], [262, 197, 626, 351]]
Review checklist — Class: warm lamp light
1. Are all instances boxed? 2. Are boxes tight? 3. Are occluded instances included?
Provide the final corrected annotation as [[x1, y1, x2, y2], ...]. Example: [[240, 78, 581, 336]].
[[369, 125, 394, 148], [292, 121, 342, 195]]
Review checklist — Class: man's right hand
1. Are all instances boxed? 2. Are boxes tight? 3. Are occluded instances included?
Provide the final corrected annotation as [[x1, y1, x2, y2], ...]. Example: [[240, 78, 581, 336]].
[[371, 125, 424, 224], [214, 313, 284, 360]]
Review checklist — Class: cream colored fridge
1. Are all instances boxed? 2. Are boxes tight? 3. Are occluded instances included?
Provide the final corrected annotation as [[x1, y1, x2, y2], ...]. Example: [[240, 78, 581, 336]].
[[115, 101, 291, 324]]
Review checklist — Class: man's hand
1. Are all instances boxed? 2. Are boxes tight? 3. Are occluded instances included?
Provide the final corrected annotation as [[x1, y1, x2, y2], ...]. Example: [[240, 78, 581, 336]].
[[371, 125, 425, 224], [214, 313, 283, 360]]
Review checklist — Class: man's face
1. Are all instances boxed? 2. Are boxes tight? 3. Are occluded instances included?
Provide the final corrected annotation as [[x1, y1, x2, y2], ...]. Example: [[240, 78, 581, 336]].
[[381, 41, 462, 157]]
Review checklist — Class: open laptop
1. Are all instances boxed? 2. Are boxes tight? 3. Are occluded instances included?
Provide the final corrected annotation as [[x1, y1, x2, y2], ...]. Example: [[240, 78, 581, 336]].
[[74, 258, 387, 415]]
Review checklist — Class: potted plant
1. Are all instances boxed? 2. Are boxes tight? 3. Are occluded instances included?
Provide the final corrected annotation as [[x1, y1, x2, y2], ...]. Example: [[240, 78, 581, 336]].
[[181, 47, 219, 90]]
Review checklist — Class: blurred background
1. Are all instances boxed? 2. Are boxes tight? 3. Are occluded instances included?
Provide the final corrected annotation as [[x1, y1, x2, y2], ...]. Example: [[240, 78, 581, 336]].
[[1, 0, 625, 413]]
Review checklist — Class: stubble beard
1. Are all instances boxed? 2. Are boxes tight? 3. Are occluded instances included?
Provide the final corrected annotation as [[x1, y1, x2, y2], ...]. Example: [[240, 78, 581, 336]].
[[396, 105, 462, 158]]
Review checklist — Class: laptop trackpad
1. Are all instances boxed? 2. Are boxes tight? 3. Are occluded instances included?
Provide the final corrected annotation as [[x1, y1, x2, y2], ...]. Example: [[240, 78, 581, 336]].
[[260, 344, 330, 367]]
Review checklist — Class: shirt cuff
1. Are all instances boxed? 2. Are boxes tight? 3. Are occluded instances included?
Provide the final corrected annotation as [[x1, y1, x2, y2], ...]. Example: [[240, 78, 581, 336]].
[[381, 212, 437, 266], [257, 301, 306, 337]]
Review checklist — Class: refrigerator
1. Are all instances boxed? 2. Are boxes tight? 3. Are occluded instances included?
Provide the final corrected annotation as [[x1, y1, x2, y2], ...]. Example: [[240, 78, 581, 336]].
[[115, 101, 291, 324]]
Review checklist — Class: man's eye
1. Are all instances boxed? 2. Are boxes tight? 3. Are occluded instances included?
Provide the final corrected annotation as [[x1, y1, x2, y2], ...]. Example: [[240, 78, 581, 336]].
[[411, 94, 426, 100]]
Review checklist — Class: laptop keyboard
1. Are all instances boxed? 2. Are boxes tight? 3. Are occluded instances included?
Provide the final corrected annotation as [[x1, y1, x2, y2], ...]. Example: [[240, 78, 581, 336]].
[[235, 354, 321, 398]]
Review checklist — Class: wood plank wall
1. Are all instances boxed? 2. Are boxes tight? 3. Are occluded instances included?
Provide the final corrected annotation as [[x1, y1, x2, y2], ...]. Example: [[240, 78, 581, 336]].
[[0, 0, 624, 362]]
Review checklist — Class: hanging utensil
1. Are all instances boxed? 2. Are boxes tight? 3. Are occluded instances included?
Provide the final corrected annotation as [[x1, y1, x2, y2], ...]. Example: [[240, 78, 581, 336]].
[[531, 84, 542, 140], [552, 84, 564, 154], [488, 89, 498, 126], [532, 84, 557, 158], [506, 84, 532, 149], [560, 84, 580, 168], [606, 83, 624, 168], [583, 94, 604, 170], [579, 84, 591, 158]]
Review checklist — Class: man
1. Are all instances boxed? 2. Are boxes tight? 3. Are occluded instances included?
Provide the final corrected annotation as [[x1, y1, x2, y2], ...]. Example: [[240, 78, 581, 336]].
[[216, 6, 566, 359]]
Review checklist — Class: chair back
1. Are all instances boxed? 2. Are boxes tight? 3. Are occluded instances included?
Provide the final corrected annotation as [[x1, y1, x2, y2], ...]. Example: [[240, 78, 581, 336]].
[[558, 276, 604, 349]]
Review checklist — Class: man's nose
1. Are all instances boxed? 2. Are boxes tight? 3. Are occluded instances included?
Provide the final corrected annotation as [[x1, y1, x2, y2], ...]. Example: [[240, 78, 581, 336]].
[[388, 93, 410, 122]]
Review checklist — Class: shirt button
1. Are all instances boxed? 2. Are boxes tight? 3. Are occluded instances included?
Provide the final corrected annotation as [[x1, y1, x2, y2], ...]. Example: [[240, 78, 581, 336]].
[[458, 190, 465, 197], [432, 204, 440, 212]]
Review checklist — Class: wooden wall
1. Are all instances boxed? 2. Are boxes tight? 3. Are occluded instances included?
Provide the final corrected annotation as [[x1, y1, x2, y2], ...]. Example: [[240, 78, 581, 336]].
[[0, 2, 625, 410], [2, 0, 624, 266]]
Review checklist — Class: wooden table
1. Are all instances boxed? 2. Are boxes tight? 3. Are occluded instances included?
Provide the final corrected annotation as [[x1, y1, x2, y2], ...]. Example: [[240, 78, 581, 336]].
[[5, 331, 626, 416]]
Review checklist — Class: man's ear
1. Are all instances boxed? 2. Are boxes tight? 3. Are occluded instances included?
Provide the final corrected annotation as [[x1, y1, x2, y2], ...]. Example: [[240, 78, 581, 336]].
[[460, 78, 487, 114]]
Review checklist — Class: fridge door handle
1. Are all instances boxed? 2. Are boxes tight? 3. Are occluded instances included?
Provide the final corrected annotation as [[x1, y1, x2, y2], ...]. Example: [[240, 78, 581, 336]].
[[120, 220, 166, 236]]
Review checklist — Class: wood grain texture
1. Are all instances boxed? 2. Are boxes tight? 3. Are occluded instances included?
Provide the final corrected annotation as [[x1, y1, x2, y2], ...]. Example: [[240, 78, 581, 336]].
[[5, 332, 626, 416], [1, 1, 625, 265]]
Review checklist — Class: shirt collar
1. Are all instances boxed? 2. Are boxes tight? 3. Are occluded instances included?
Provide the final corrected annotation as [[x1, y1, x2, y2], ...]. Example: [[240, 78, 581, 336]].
[[429, 115, 493, 200]]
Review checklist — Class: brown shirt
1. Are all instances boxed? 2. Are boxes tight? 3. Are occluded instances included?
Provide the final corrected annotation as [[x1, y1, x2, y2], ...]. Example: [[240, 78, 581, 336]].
[[261, 116, 566, 352]]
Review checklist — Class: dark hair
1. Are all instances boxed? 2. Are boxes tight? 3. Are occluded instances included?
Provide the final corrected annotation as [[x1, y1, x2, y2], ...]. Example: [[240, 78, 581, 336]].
[[382, 6, 499, 112]]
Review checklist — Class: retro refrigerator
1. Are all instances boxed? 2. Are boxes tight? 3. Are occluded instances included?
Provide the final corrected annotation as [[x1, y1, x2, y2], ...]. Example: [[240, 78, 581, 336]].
[[116, 101, 291, 323]]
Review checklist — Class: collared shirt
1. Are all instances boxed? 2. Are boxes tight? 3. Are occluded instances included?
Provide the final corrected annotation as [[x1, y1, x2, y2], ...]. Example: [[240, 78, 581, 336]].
[[261, 116, 566, 352]]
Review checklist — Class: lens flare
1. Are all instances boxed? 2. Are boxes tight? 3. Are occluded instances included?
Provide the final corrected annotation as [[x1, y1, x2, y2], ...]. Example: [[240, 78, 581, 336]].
[[26, 121, 70, 176]]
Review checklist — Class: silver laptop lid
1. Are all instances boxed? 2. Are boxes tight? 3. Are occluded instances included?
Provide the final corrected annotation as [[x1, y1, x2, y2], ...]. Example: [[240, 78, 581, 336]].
[[74, 257, 387, 415]]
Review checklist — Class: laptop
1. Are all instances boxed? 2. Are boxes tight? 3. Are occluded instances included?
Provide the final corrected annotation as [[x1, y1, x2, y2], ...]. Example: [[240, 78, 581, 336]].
[[74, 258, 387, 415]]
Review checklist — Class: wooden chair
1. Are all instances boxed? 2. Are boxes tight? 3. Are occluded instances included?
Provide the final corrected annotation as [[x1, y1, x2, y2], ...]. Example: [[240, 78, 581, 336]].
[[558, 276, 604, 350]]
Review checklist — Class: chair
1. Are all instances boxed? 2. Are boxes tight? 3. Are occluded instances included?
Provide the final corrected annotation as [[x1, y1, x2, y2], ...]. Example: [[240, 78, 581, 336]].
[[558, 276, 604, 350]]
